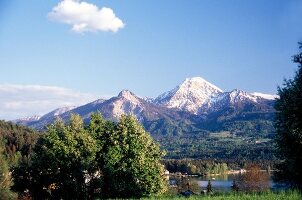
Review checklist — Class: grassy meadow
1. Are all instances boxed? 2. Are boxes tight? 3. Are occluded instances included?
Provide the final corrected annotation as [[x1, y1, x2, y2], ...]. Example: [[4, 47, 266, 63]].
[[147, 190, 301, 200]]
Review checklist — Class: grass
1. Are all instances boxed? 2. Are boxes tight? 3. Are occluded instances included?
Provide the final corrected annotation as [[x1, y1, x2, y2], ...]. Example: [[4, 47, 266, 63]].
[[146, 190, 302, 200]]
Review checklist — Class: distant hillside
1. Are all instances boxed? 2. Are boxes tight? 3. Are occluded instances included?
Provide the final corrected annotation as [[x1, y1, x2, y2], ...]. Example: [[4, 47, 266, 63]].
[[13, 77, 277, 160]]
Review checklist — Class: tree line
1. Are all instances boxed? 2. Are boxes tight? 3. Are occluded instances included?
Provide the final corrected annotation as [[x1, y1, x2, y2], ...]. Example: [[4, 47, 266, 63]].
[[0, 114, 167, 199]]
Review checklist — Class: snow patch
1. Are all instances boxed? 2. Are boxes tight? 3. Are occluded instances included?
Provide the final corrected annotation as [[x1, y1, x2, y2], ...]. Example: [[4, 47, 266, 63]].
[[251, 92, 278, 100]]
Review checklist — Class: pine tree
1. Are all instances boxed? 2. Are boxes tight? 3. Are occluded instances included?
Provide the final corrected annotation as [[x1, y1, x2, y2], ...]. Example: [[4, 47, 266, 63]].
[[206, 180, 213, 194], [274, 42, 302, 188]]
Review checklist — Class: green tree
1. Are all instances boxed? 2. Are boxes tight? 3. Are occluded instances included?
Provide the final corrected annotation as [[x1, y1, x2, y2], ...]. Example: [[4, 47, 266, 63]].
[[0, 138, 16, 200], [274, 42, 302, 188], [13, 114, 98, 199], [206, 180, 213, 194], [92, 114, 167, 198]]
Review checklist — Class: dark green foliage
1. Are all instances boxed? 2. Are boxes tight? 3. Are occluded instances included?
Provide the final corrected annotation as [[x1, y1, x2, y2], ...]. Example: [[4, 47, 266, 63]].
[[274, 42, 302, 188], [0, 120, 38, 199], [206, 180, 213, 194], [90, 113, 167, 198], [157, 132, 276, 161], [0, 120, 40, 165], [0, 138, 16, 200], [162, 159, 229, 175], [13, 115, 98, 199], [13, 113, 167, 199], [162, 159, 275, 177]]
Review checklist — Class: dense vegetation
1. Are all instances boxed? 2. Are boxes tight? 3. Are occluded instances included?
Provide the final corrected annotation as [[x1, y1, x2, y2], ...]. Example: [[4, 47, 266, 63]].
[[274, 42, 302, 188], [157, 131, 275, 161], [163, 159, 228, 175], [1, 114, 167, 199], [162, 159, 275, 176], [0, 114, 281, 199], [0, 120, 40, 199]]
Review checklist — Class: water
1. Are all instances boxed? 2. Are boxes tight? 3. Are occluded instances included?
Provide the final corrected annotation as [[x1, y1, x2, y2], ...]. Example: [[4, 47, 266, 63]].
[[197, 174, 271, 191], [169, 173, 281, 192]]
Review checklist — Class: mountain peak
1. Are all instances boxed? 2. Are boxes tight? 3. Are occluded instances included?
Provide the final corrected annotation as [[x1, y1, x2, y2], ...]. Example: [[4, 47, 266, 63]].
[[118, 89, 136, 98], [181, 77, 223, 93], [117, 90, 142, 105], [154, 76, 223, 113]]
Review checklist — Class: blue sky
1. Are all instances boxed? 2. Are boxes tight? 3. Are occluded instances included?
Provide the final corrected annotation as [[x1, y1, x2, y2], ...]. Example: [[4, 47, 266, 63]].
[[0, 0, 302, 119]]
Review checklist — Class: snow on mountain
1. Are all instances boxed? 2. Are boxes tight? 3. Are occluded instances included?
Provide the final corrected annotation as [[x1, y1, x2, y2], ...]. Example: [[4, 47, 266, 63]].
[[118, 90, 141, 105], [41, 106, 76, 119], [18, 115, 41, 121], [154, 77, 223, 114], [54, 106, 77, 116], [226, 89, 258, 103], [13, 76, 277, 132], [251, 92, 278, 100], [110, 90, 144, 119], [200, 89, 275, 114], [53, 90, 146, 123], [90, 98, 106, 105], [12, 115, 41, 124]]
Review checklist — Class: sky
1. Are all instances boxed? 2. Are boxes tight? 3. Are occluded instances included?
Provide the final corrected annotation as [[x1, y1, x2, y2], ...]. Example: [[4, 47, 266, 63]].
[[0, 0, 302, 120]]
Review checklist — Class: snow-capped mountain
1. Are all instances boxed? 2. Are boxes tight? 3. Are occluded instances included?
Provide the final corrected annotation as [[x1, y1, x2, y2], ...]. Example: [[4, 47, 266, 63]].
[[14, 76, 277, 136], [154, 77, 223, 114], [56, 90, 146, 122], [60, 89, 196, 124]]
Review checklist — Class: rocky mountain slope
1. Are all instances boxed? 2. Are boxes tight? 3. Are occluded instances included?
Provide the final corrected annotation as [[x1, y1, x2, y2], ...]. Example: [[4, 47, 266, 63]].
[[14, 77, 276, 136]]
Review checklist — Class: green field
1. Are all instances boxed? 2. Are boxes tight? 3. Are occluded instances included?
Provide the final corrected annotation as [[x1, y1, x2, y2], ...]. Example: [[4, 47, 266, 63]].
[[147, 190, 301, 200]]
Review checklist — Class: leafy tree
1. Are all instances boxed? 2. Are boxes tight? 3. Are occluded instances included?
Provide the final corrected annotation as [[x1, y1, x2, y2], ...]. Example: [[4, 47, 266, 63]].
[[236, 164, 270, 192], [274, 42, 302, 188], [91, 114, 167, 198], [0, 138, 16, 200], [13, 114, 98, 199]]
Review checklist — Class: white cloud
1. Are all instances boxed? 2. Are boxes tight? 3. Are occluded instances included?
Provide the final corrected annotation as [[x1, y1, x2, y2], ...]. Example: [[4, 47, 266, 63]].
[[0, 84, 102, 120], [48, 0, 125, 33]]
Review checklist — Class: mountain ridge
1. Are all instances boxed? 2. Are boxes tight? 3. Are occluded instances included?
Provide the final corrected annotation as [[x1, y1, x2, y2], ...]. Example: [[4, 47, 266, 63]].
[[13, 77, 276, 136]]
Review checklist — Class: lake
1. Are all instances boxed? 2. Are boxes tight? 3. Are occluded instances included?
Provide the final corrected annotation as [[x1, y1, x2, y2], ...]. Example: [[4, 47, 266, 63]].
[[169, 173, 286, 192]]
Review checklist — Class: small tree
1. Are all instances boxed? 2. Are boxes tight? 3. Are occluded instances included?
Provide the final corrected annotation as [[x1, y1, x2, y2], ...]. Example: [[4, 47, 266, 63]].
[[98, 115, 167, 198], [236, 164, 269, 192], [206, 180, 213, 194], [274, 42, 302, 188]]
